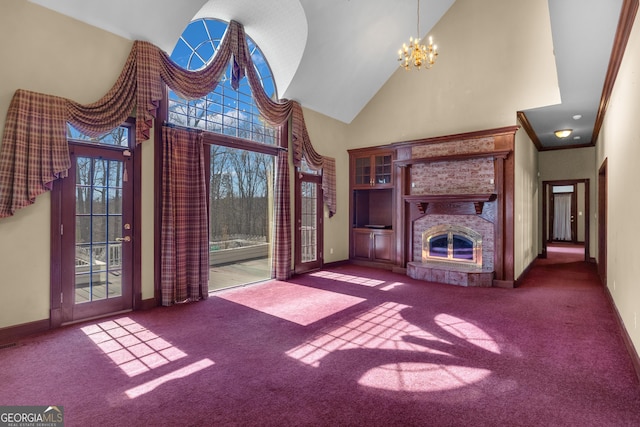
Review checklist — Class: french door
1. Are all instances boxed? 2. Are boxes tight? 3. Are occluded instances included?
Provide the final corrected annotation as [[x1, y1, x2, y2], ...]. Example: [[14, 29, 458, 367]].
[[53, 142, 135, 324], [294, 168, 323, 273]]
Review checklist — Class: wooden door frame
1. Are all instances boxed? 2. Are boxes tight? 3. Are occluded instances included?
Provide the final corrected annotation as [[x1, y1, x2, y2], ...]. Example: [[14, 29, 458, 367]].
[[542, 179, 589, 261], [50, 126, 141, 328], [294, 169, 324, 274], [598, 159, 608, 285], [548, 184, 578, 243]]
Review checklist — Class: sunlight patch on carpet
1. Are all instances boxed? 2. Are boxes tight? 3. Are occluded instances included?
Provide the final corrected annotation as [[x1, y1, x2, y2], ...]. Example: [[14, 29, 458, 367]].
[[308, 271, 385, 287], [358, 363, 492, 392], [125, 358, 215, 398], [286, 302, 496, 392], [435, 314, 501, 354], [217, 281, 365, 326], [81, 317, 188, 377]]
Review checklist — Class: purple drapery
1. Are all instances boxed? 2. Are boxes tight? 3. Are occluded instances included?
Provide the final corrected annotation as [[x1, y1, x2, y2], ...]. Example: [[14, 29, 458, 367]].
[[161, 126, 209, 305]]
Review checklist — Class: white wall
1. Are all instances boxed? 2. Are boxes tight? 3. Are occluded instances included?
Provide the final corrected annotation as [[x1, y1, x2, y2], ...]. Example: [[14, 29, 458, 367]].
[[596, 6, 640, 355]]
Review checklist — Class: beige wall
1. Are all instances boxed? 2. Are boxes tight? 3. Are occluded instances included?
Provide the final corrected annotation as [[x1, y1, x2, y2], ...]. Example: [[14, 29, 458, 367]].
[[300, 108, 350, 264], [514, 126, 539, 279], [596, 7, 640, 355], [0, 1, 141, 328], [538, 147, 596, 259], [346, 0, 559, 147]]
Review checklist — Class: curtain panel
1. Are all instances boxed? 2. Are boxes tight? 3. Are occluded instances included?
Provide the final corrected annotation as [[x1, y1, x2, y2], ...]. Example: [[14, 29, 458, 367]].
[[0, 20, 336, 219], [161, 126, 209, 305]]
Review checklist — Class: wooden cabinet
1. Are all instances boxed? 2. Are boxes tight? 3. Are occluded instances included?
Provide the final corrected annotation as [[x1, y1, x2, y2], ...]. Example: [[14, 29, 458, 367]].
[[352, 150, 394, 189], [352, 228, 394, 262], [348, 147, 396, 267]]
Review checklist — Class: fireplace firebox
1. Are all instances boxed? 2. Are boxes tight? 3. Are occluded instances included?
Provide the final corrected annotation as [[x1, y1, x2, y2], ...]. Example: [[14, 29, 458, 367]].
[[422, 225, 482, 268]]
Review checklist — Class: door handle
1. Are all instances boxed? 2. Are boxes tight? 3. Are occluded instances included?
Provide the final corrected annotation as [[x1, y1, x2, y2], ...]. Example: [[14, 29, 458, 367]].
[[115, 236, 131, 242]]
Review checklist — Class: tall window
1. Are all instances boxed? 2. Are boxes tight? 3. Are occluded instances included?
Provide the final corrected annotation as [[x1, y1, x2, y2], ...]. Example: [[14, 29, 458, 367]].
[[169, 19, 279, 291]]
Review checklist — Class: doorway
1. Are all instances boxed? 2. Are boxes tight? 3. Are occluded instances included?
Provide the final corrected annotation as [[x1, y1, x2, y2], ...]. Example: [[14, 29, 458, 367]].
[[51, 125, 139, 325], [598, 159, 608, 285], [542, 179, 589, 262], [294, 160, 323, 274]]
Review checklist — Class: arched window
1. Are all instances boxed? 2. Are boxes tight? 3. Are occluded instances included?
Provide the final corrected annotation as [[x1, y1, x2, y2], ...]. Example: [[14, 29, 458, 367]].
[[167, 18, 277, 145], [167, 19, 281, 292]]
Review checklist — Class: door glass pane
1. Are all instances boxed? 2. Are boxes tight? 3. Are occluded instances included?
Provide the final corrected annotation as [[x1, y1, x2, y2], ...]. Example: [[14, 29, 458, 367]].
[[75, 156, 124, 303], [301, 181, 317, 262], [208, 145, 274, 291]]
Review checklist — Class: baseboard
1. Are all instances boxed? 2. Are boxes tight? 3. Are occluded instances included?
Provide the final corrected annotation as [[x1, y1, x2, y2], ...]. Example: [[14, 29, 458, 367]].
[[139, 297, 159, 311], [0, 319, 50, 346], [604, 286, 640, 385], [492, 279, 515, 288], [515, 257, 537, 287], [322, 259, 350, 269]]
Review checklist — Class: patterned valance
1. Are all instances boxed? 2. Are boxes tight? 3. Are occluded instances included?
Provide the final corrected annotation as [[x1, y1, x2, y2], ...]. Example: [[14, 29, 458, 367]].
[[0, 20, 336, 218]]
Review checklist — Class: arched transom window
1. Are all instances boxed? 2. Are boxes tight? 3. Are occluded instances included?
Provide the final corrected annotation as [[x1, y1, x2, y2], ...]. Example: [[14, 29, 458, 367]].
[[168, 18, 277, 145]]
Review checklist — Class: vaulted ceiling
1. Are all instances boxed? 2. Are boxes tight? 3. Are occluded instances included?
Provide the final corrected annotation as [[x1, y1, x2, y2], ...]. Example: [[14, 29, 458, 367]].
[[28, 0, 624, 150]]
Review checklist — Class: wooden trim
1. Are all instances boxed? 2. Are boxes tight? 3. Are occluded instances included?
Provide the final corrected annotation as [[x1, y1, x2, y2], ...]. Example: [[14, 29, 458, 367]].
[[492, 279, 515, 289], [201, 131, 282, 156], [592, 0, 639, 144], [542, 179, 590, 262], [393, 125, 520, 149], [0, 319, 50, 346], [604, 285, 640, 384], [320, 260, 350, 270], [598, 159, 608, 285], [138, 297, 158, 311], [538, 141, 596, 152], [293, 170, 324, 274], [403, 194, 497, 204], [403, 194, 497, 215], [154, 85, 168, 306], [494, 157, 505, 281], [132, 122, 143, 311], [584, 180, 591, 262], [394, 150, 510, 167], [517, 111, 543, 151], [50, 179, 63, 328], [514, 255, 536, 288]]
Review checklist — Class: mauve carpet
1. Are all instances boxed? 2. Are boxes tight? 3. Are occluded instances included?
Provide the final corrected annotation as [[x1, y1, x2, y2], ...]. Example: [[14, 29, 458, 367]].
[[1, 247, 639, 426]]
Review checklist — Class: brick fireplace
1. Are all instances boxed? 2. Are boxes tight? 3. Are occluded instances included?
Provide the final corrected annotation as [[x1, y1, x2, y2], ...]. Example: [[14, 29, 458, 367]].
[[394, 127, 517, 287]]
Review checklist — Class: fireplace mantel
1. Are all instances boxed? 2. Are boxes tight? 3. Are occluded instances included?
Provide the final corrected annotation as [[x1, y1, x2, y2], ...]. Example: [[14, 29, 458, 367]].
[[403, 193, 497, 214]]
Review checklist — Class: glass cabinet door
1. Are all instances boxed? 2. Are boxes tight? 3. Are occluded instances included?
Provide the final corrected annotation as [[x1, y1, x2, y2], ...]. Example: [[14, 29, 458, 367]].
[[354, 157, 371, 186], [374, 154, 392, 185]]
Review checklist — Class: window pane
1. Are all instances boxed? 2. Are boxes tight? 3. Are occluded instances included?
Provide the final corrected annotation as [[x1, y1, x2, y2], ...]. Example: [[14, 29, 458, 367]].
[[208, 145, 274, 291], [168, 18, 277, 145], [67, 124, 129, 147]]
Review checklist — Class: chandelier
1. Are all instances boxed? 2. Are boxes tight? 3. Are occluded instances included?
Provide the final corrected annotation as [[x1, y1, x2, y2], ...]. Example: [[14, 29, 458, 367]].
[[398, 0, 438, 70]]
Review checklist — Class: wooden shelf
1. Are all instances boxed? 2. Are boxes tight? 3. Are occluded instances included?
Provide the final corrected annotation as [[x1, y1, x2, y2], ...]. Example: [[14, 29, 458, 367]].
[[394, 150, 510, 167], [403, 193, 497, 214]]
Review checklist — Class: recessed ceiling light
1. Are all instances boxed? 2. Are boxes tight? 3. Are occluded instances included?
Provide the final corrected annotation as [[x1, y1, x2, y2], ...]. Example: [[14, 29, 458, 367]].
[[573, 136, 581, 140], [572, 114, 582, 120], [554, 129, 572, 138]]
